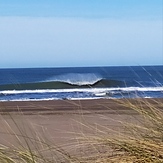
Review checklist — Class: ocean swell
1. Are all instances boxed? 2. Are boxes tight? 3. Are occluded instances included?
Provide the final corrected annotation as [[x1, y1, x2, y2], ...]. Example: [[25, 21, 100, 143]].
[[0, 79, 123, 90]]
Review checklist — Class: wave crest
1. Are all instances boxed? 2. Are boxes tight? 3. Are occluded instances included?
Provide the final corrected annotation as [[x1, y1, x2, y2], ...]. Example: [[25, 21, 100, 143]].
[[46, 73, 102, 85]]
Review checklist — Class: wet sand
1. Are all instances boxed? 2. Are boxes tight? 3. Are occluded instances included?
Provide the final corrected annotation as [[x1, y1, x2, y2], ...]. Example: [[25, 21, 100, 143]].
[[1, 98, 162, 114], [0, 99, 129, 114]]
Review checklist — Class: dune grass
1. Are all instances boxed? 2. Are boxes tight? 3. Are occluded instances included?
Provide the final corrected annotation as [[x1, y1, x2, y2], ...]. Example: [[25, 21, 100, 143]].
[[0, 98, 163, 162], [72, 98, 163, 162]]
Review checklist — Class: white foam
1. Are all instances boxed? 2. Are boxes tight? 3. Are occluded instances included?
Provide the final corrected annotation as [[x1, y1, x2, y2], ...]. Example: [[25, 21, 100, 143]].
[[0, 97, 60, 102], [46, 73, 102, 85], [144, 96, 152, 99], [0, 86, 163, 95], [67, 97, 110, 100], [111, 87, 163, 92], [0, 88, 103, 94]]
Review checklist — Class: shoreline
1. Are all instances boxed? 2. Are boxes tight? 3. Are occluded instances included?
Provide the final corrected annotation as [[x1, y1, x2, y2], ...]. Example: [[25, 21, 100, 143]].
[[0, 98, 163, 114]]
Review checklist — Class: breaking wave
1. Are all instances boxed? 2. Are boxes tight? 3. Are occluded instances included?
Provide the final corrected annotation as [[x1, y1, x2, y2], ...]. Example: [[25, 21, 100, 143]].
[[0, 79, 123, 91], [46, 73, 103, 85]]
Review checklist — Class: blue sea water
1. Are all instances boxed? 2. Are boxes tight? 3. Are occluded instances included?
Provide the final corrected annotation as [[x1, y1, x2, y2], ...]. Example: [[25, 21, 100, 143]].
[[0, 66, 163, 101]]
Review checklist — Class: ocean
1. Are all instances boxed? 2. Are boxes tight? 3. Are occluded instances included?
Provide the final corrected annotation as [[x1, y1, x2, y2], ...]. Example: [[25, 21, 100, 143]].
[[0, 66, 163, 101]]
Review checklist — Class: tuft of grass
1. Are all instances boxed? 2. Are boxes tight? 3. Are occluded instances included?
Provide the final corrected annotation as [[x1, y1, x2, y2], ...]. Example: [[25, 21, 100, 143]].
[[66, 98, 163, 163]]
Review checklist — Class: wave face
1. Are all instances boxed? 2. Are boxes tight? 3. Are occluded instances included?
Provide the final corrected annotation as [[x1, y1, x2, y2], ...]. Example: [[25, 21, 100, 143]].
[[0, 79, 123, 90]]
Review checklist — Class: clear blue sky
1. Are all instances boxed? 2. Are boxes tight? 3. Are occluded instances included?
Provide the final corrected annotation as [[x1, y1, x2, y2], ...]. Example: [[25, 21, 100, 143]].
[[0, 0, 162, 68]]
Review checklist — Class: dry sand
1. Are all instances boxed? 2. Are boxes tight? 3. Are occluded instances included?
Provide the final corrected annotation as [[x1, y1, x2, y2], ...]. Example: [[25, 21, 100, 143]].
[[0, 98, 162, 157]]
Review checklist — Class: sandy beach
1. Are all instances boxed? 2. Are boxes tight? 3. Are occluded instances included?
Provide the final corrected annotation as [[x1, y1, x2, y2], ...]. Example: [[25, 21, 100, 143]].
[[0, 98, 163, 160]]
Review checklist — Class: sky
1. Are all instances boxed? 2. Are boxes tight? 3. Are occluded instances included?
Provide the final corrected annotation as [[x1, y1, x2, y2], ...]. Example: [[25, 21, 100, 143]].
[[0, 0, 163, 68]]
